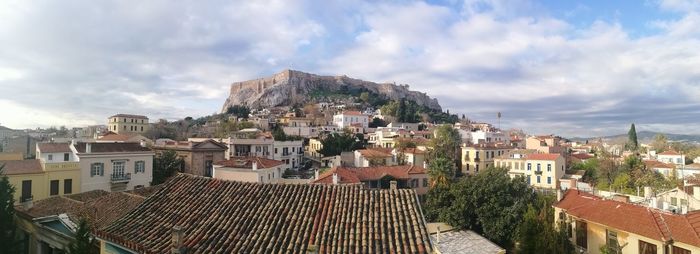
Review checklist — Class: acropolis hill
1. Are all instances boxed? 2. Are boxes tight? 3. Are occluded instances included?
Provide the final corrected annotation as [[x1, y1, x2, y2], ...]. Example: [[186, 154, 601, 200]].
[[221, 69, 442, 112]]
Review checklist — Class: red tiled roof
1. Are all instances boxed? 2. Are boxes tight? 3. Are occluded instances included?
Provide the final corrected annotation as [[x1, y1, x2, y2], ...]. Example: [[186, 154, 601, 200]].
[[74, 142, 152, 153], [644, 160, 675, 169], [358, 148, 393, 158], [98, 133, 135, 142], [526, 153, 561, 161], [37, 142, 72, 153], [571, 153, 594, 160], [555, 190, 700, 246], [0, 159, 43, 175], [401, 148, 426, 155], [214, 156, 285, 169], [96, 174, 433, 253], [110, 114, 148, 119], [659, 150, 681, 156], [313, 165, 427, 184]]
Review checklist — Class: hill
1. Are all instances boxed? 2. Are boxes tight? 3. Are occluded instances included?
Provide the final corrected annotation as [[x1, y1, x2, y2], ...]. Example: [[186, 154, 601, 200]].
[[571, 131, 700, 144], [221, 69, 442, 112]]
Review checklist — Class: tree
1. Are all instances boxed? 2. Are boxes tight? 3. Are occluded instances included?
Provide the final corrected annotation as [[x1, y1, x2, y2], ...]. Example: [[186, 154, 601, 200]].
[[368, 117, 387, 128], [395, 139, 417, 165], [318, 132, 363, 157], [359, 92, 370, 103], [429, 125, 462, 175], [625, 123, 638, 152], [226, 105, 251, 119], [427, 157, 454, 188], [651, 134, 668, 152], [438, 167, 534, 249], [0, 164, 18, 254], [67, 219, 96, 254], [153, 150, 184, 185]]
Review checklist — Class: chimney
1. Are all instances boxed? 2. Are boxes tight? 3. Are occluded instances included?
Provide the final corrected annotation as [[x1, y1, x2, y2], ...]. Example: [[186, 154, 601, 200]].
[[612, 194, 630, 203], [693, 186, 700, 200], [252, 161, 258, 171], [85, 143, 92, 153], [71, 139, 76, 146], [332, 173, 338, 184], [436, 226, 441, 244], [314, 169, 319, 180], [644, 186, 653, 199], [390, 180, 397, 190], [556, 189, 563, 202], [569, 178, 577, 190], [140, 139, 147, 147], [171, 226, 185, 254]]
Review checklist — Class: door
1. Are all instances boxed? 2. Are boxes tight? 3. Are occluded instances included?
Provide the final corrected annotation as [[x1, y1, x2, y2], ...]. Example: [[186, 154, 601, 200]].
[[205, 160, 213, 177]]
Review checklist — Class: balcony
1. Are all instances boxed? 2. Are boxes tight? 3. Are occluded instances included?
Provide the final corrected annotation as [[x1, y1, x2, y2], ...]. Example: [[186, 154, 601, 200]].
[[474, 158, 480, 162], [534, 170, 543, 175], [20, 195, 33, 203], [111, 173, 131, 183]]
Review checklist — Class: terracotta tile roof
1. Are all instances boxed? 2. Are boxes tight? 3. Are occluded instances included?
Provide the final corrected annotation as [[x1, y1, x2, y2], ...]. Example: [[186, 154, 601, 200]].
[[570, 153, 593, 160], [526, 153, 561, 161], [126, 185, 164, 197], [554, 190, 700, 246], [358, 148, 393, 158], [15, 190, 145, 229], [96, 174, 433, 254], [97, 133, 135, 142], [313, 165, 428, 184], [659, 150, 681, 156], [400, 148, 426, 155], [0, 159, 43, 175], [214, 156, 285, 169], [74, 142, 152, 153], [644, 160, 675, 169], [153, 139, 227, 151], [110, 114, 148, 119], [37, 142, 72, 153]]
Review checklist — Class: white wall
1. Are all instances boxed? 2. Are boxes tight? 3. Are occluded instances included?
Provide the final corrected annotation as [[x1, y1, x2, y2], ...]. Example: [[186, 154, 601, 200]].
[[78, 153, 153, 192]]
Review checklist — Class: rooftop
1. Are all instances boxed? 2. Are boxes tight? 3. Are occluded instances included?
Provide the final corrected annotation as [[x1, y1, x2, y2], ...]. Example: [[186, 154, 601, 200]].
[[96, 174, 433, 253], [555, 189, 700, 246], [659, 150, 682, 156], [74, 142, 152, 154], [214, 156, 285, 169], [357, 148, 393, 158], [37, 142, 72, 153], [0, 159, 43, 175], [109, 114, 148, 119], [643, 160, 675, 169], [526, 153, 561, 161], [429, 230, 505, 254], [313, 165, 427, 184]]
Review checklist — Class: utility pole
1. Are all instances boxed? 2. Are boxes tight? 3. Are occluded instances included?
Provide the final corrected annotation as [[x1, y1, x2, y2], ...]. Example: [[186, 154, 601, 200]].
[[497, 112, 501, 130]]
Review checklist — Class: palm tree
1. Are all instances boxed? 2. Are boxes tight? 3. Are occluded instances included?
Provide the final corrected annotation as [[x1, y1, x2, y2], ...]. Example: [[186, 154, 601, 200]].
[[428, 157, 454, 188]]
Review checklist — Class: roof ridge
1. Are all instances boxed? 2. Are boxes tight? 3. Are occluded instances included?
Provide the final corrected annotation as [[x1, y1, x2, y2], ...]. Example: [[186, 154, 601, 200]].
[[684, 212, 700, 241], [650, 209, 672, 242]]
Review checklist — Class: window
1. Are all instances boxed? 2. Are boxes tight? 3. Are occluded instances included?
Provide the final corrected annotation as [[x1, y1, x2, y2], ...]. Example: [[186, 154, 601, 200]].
[[275, 148, 278, 154], [475, 164, 479, 173], [527, 175, 531, 184], [64, 153, 69, 161], [606, 230, 620, 254], [113, 161, 125, 176], [50, 180, 59, 196], [411, 179, 418, 188], [423, 178, 428, 187], [547, 164, 551, 172], [547, 177, 551, 184], [259, 176, 263, 182], [537, 163, 541, 171], [681, 198, 688, 207], [91, 163, 104, 177], [638, 240, 657, 254], [135, 161, 145, 173], [48, 154, 53, 161], [576, 221, 587, 249], [475, 151, 480, 159], [537, 175, 541, 183], [672, 246, 691, 254], [671, 197, 678, 206], [64, 179, 72, 194], [21, 180, 32, 202], [141, 126, 143, 132], [527, 163, 531, 171]]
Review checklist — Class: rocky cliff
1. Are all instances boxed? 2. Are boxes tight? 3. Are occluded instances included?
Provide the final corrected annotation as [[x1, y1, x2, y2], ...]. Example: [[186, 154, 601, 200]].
[[221, 69, 442, 112]]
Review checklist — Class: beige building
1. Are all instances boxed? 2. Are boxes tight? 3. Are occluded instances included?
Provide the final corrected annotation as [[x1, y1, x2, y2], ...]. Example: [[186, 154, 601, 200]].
[[461, 143, 512, 175], [354, 148, 396, 167], [73, 142, 154, 192], [152, 139, 227, 177], [496, 152, 566, 189], [107, 114, 149, 134], [212, 157, 285, 183], [555, 190, 700, 254], [526, 135, 565, 154], [312, 164, 430, 198]]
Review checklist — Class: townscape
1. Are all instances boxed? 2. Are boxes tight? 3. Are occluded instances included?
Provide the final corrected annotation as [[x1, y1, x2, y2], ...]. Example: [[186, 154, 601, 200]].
[[2, 70, 700, 254]]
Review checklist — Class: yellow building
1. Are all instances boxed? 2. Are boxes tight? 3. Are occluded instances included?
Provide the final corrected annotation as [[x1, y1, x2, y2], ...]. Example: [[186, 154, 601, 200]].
[[555, 190, 700, 254], [461, 143, 512, 175], [307, 138, 324, 158], [1, 159, 80, 204], [495, 150, 566, 189], [108, 114, 149, 134]]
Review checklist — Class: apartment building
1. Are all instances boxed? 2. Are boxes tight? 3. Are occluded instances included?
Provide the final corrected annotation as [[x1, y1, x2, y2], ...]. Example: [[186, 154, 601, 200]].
[[73, 142, 153, 192], [497, 152, 566, 189], [107, 114, 149, 134], [152, 139, 227, 177], [333, 111, 370, 129], [657, 150, 685, 167], [273, 140, 304, 171], [354, 148, 396, 167], [461, 143, 512, 175], [526, 135, 565, 154], [224, 128, 303, 171], [469, 130, 510, 145], [313, 164, 430, 197], [213, 157, 285, 183]]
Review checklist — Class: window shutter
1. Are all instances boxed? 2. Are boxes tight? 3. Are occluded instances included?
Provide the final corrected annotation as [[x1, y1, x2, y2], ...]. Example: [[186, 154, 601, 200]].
[[100, 163, 104, 176]]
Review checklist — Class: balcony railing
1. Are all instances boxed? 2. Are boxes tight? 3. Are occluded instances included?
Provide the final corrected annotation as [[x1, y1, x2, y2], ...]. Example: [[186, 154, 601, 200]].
[[111, 173, 131, 183], [534, 170, 543, 175]]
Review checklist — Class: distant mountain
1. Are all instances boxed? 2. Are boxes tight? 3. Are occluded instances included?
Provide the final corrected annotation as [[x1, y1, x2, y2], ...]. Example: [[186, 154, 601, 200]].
[[570, 131, 700, 143], [221, 69, 442, 112]]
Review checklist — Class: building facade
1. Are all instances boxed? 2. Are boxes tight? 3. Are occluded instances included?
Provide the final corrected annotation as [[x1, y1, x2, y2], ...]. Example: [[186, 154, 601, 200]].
[[212, 157, 285, 183], [333, 111, 370, 129], [461, 143, 512, 175], [74, 142, 153, 192], [107, 114, 149, 134], [152, 139, 227, 177]]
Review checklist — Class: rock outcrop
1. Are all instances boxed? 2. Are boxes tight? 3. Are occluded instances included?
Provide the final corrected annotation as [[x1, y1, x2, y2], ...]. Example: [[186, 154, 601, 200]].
[[221, 69, 442, 112]]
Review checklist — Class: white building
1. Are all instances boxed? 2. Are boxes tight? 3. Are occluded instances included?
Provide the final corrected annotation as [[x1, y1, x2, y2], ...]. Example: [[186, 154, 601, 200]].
[[470, 130, 510, 145], [73, 142, 154, 192], [224, 128, 303, 171], [273, 140, 304, 171], [333, 111, 370, 129], [657, 150, 685, 167], [213, 157, 285, 183]]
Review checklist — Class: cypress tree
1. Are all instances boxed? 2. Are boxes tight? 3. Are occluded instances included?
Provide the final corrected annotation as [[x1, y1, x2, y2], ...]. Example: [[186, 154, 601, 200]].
[[0, 164, 18, 253], [626, 123, 638, 151]]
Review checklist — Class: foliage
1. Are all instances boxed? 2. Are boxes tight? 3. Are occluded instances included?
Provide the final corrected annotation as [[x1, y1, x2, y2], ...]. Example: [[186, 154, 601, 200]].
[[0, 164, 18, 254], [514, 195, 575, 254], [272, 125, 303, 141], [318, 131, 364, 157], [423, 186, 453, 221], [429, 125, 461, 161], [226, 105, 251, 119], [67, 219, 97, 254], [153, 150, 184, 185], [368, 117, 387, 128], [651, 134, 668, 152], [380, 99, 458, 124], [625, 123, 638, 151], [395, 139, 417, 165], [214, 120, 255, 138], [427, 157, 454, 188], [591, 155, 677, 193], [431, 167, 534, 249], [144, 120, 178, 140]]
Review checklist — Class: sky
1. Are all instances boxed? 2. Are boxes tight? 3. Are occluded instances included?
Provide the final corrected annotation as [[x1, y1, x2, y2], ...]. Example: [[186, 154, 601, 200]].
[[0, 0, 699, 137]]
